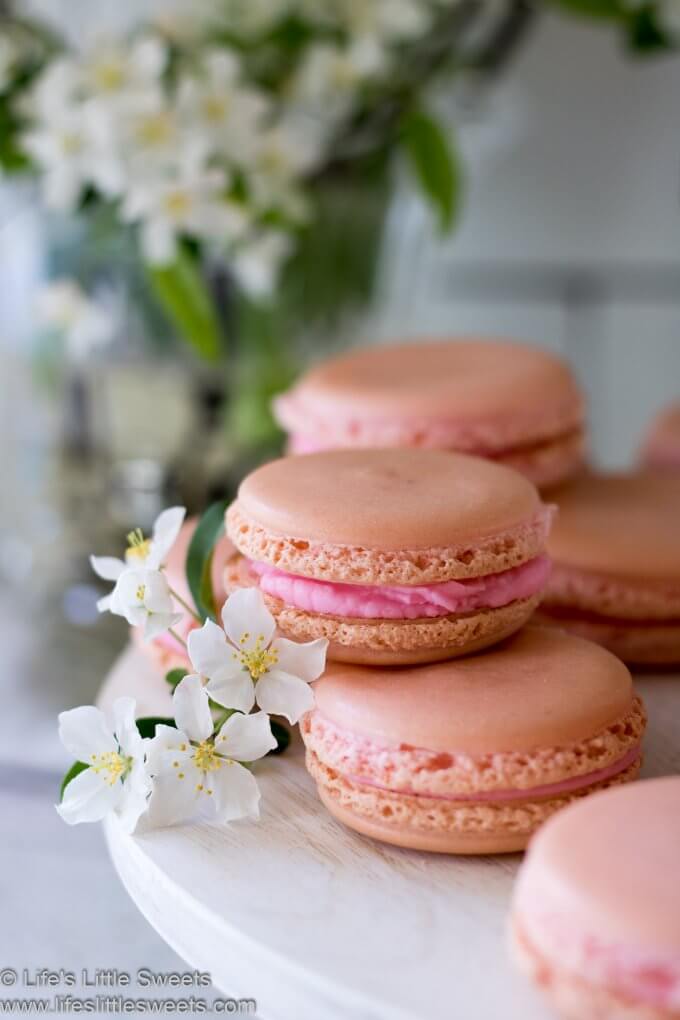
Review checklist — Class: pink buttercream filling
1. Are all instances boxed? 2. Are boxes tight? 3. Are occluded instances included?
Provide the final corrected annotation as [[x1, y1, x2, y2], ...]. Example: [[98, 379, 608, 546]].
[[346, 744, 640, 803], [250, 554, 551, 620]]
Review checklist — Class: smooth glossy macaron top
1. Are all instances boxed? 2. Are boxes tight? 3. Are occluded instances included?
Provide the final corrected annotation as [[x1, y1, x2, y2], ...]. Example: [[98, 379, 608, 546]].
[[546, 473, 680, 582], [277, 339, 583, 428], [234, 448, 543, 549], [514, 776, 680, 954], [312, 626, 633, 755]]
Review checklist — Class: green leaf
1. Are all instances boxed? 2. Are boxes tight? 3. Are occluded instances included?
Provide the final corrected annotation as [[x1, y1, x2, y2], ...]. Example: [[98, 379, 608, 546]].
[[135, 716, 177, 740], [186, 500, 229, 623], [60, 761, 89, 801], [546, 0, 625, 18], [145, 246, 223, 362], [165, 668, 188, 691], [401, 110, 462, 231], [269, 720, 291, 756]]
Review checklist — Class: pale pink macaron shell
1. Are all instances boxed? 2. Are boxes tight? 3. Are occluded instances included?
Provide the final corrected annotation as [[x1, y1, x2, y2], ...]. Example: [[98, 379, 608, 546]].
[[511, 776, 680, 1016], [274, 339, 584, 451], [541, 473, 680, 663]]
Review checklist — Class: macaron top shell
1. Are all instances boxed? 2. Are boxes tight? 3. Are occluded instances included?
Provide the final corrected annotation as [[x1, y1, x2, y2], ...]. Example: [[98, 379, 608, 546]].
[[312, 626, 633, 754], [547, 473, 680, 582], [515, 777, 680, 953], [283, 339, 583, 428], [235, 449, 542, 548]]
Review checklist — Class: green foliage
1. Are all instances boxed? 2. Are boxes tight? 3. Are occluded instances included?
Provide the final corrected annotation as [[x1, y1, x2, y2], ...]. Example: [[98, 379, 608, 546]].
[[401, 109, 462, 231], [186, 500, 229, 623], [135, 716, 177, 739], [165, 668, 189, 691], [145, 246, 223, 362], [269, 720, 291, 756], [59, 761, 89, 800]]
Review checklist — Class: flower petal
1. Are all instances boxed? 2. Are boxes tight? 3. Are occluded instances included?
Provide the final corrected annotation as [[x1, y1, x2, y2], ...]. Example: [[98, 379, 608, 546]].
[[145, 724, 191, 775], [173, 675, 213, 743], [90, 555, 125, 581], [208, 761, 261, 823], [221, 587, 275, 652], [143, 767, 202, 829], [148, 506, 186, 568], [143, 569, 176, 613], [96, 594, 113, 613], [117, 759, 152, 833], [112, 697, 143, 759], [271, 636, 328, 683], [256, 670, 315, 724], [58, 705, 117, 761], [144, 611, 183, 641], [187, 619, 232, 679], [215, 710, 276, 762], [206, 671, 255, 714], [56, 767, 121, 825]]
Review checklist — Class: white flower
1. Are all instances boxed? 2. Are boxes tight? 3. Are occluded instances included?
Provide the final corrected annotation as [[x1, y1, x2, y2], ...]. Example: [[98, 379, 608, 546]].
[[37, 279, 116, 363], [249, 120, 321, 219], [177, 50, 269, 165], [232, 231, 292, 297], [57, 697, 150, 832], [292, 40, 386, 119], [341, 0, 432, 43], [107, 567, 182, 640], [22, 103, 96, 211], [81, 36, 167, 106], [122, 153, 247, 264], [145, 675, 276, 827], [186, 588, 328, 724], [90, 506, 186, 597]]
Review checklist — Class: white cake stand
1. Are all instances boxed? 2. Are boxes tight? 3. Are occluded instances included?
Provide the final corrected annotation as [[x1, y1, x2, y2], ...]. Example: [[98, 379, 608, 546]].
[[101, 646, 680, 1020]]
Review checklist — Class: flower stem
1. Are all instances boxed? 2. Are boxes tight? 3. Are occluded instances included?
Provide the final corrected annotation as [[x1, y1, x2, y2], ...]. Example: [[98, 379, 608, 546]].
[[169, 627, 188, 650], [168, 586, 202, 623], [212, 708, 235, 733]]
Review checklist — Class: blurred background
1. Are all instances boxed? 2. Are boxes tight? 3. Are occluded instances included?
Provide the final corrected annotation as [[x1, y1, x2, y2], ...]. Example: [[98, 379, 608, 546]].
[[1, 0, 679, 991]]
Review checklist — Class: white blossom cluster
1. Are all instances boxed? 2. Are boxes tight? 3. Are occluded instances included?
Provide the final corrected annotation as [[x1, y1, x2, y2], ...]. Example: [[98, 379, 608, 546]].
[[16, 0, 450, 294], [57, 507, 328, 832]]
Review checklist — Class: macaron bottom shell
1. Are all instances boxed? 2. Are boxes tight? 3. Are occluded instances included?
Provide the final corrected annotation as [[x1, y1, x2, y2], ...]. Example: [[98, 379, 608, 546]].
[[509, 917, 675, 1020], [307, 750, 642, 855]]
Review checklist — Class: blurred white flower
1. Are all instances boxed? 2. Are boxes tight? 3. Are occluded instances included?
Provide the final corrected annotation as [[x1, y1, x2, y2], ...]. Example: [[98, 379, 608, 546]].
[[122, 155, 247, 264], [57, 697, 150, 833], [178, 50, 270, 164], [342, 0, 433, 43], [144, 676, 276, 827], [232, 231, 292, 297], [657, 0, 680, 36], [90, 506, 186, 595], [105, 567, 182, 640], [292, 39, 386, 120], [80, 35, 167, 105], [37, 279, 116, 362], [249, 120, 321, 218], [186, 588, 328, 723], [220, 0, 294, 36]]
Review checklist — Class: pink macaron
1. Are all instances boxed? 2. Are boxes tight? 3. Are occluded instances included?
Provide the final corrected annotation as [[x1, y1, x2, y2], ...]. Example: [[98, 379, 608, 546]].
[[224, 449, 553, 665], [511, 776, 680, 1019], [538, 472, 680, 665], [301, 626, 645, 854], [640, 402, 680, 471], [132, 517, 235, 671], [273, 339, 585, 488]]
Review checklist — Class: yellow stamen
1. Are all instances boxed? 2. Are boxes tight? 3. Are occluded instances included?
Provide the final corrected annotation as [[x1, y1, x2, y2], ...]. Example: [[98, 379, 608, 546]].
[[126, 527, 152, 562], [191, 740, 224, 773], [236, 633, 278, 680], [90, 751, 132, 786]]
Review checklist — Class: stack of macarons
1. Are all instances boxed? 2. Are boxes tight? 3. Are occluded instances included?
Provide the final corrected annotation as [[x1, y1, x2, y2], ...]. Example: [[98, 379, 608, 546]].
[[224, 440, 647, 854]]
